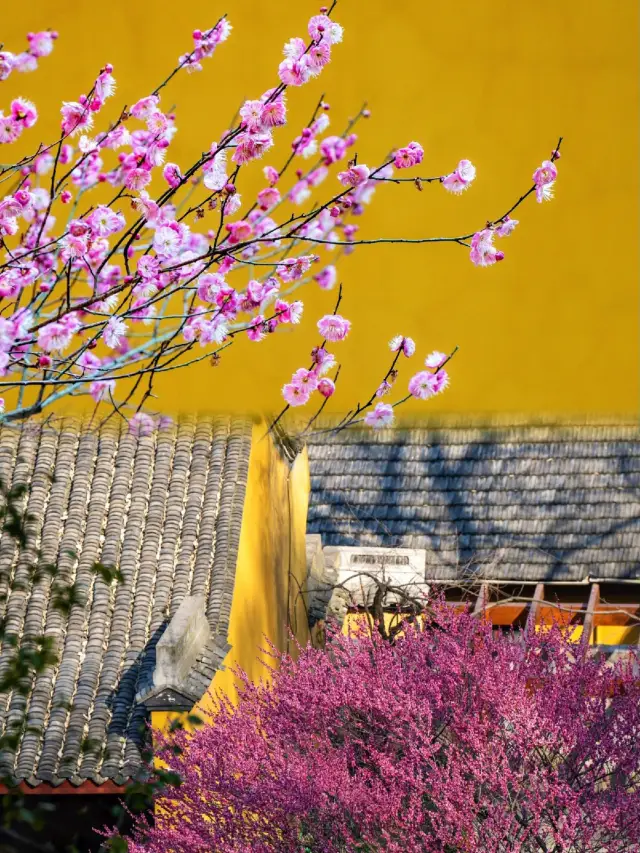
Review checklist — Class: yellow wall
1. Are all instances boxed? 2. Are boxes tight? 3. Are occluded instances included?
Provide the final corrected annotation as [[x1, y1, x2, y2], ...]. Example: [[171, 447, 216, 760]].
[[197, 420, 310, 715], [151, 419, 310, 733], [342, 612, 639, 647], [1, 1, 637, 420]]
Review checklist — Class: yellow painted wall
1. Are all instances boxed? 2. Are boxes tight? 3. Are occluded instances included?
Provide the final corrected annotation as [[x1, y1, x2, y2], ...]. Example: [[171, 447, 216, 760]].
[[343, 612, 638, 647], [197, 420, 310, 716], [1, 1, 637, 420], [151, 420, 310, 733]]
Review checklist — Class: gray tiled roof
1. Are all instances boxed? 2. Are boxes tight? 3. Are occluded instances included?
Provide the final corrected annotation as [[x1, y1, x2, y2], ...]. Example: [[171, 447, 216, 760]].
[[0, 416, 253, 788], [306, 424, 640, 583]]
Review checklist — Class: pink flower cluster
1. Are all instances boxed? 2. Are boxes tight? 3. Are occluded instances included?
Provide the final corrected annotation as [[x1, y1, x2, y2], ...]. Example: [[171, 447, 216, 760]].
[[394, 141, 424, 169], [533, 155, 559, 202], [0, 98, 39, 145], [468, 150, 559, 265], [469, 216, 519, 266], [178, 20, 233, 73], [362, 346, 450, 428], [442, 158, 476, 194], [282, 344, 337, 408], [0, 14, 558, 431], [278, 15, 343, 87], [0, 30, 57, 83], [124, 600, 640, 853]]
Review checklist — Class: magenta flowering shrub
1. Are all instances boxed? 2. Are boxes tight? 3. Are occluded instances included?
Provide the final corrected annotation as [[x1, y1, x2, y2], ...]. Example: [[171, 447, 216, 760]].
[[0, 6, 560, 432], [125, 606, 640, 853]]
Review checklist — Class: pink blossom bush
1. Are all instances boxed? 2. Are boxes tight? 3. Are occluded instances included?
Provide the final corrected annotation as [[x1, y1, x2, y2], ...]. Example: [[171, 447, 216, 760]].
[[123, 603, 640, 852], [0, 8, 560, 431]]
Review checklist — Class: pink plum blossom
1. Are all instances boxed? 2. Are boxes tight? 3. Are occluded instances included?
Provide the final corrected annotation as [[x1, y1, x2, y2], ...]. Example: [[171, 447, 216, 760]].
[[292, 368, 319, 392], [314, 265, 337, 290], [308, 15, 344, 44], [37, 320, 76, 353], [311, 346, 336, 375], [27, 30, 57, 58], [425, 350, 448, 369], [337, 164, 370, 187], [408, 370, 436, 399], [320, 135, 347, 165], [394, 141, 424, 169], [128, 411, 155, 436], [225, 220, 253, 245], [307, 41, 331, 73], [257, 187, 280, 210], [283, 37, 306, 61], [469, 229, 505, 267], [441, 159, 476, 194], [60, 101, 94, 137], [203, 149, 228, 191], [364, 402, 395, 428], [317, 377, 335, 397], [282, 381, 310, 407], [232, 132, 274, 164], [276, 256, 314, 282], [533, 158, 558, 202], [429, 369, 449, 394], [103, 316, 128, 349], [130, 95, 160, 120], [389, 335, 416, 357], [494, 216, 519, 237], [317, 314, 351, 342], [10, 98, 38, 128], [260, 93, 287, 129], [246, 316, 267, 342], [162, 162, 183, 188], [278, 58, 311, 87], [239, 99, 264, 132], [409, 369, 449, 398], [263, 165, 279, 185]]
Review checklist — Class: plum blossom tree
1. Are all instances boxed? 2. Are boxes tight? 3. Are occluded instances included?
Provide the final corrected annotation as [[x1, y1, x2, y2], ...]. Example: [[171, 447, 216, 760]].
[[121, 602, 640, 853], [0, 5, 560, 435]]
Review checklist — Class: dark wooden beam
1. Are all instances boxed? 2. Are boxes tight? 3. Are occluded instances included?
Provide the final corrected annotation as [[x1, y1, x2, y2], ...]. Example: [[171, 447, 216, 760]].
[[473, 583, 489, 618], [582, 583, 600, 644], [0, 779, 129, 795], [525, 583, 545, 635]]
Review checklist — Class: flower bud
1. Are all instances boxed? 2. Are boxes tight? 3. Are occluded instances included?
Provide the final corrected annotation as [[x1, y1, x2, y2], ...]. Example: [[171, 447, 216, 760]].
[[317, 378, 335, 398], [38, 355, 52, 368]]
